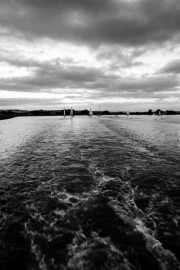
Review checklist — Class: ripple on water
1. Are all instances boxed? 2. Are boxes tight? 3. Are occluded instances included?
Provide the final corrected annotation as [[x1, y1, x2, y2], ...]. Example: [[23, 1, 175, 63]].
[[0, 116, 180, 269]]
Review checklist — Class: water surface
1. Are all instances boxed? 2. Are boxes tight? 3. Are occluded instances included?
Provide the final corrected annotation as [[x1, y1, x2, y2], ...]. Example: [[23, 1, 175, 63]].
[[0, 115, 180, 270]]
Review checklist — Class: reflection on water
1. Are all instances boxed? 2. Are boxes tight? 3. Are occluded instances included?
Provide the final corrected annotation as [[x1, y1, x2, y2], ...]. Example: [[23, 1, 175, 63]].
[[0, 115, 180, 270]]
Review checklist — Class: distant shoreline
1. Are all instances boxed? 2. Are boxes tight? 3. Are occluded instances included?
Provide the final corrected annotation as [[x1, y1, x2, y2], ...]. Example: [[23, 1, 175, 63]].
[[0, 114, 15, 121], [0, 109, 179, 120]]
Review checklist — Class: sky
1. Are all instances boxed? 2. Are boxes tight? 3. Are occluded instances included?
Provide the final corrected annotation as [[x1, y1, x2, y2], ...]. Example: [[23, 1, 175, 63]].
[[0, 0, 180, 112]]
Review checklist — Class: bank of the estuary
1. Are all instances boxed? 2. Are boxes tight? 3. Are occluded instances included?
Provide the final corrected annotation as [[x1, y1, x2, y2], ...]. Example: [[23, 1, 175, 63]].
[[0, 113, 15, 120], [0, 109, 179, 119]]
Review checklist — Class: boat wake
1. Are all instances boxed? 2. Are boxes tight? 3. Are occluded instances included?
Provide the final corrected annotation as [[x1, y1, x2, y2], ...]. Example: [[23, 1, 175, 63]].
[[1, 116, 180, 269]]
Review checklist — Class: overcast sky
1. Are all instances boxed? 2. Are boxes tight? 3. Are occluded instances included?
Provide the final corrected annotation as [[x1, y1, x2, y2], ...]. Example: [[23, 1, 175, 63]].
[[0, 0, 180, 111]]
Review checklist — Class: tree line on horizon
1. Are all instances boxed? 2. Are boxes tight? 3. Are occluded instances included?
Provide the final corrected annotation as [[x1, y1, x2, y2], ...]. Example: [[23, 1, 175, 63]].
[[0, 108, 178, 120]]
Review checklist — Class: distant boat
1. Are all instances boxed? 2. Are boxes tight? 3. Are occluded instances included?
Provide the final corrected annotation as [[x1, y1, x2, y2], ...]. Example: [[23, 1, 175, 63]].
[[89, 108, 93, 117], [70, 107, 74, 117], [126, 110, 129, 116], [98, 105, 102, 117], [64, 108, 66, 117]]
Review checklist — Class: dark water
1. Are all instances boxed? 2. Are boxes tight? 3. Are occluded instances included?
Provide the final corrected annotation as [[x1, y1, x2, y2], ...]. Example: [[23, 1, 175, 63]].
[[0, 115, 180, 270]]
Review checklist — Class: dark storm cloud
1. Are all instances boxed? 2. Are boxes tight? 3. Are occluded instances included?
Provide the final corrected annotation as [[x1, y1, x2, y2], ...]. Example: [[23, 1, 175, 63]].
[[97, 46, 145, 70], [1, 0, 180, 46], [86, 73, 178, 95], [0, 56, 40, 68], [159, 59, 180, 74], [0, 61, 109, 92], [113, 75, 178, 93], [0, 59, 178, 99]]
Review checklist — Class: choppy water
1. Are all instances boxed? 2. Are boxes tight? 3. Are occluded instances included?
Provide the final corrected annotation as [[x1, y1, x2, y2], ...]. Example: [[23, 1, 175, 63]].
[[0, 115, 180, 270]]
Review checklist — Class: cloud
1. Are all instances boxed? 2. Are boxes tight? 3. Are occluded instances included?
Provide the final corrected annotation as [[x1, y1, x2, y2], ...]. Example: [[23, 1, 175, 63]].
[[159, 59, 180, 74], [0, 60, 108, 92], [1, 0, 180, 47], [115, 75, 178, 93], [0, 56, 40, 68], [96, 46, 145, 71], [1, 0, 180, 110], [0, 97, 69, 110], [161, 96, 180, 102], [0, 57, 179, 100]]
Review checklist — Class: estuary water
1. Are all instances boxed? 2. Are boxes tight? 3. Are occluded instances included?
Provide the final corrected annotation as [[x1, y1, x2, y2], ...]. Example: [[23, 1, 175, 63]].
[[0, 115, 180, 270]]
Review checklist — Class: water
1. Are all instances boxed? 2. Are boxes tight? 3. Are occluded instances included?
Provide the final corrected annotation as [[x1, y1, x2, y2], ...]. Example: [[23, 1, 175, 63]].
[[0, 115, 180, 270]]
